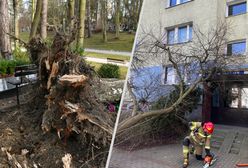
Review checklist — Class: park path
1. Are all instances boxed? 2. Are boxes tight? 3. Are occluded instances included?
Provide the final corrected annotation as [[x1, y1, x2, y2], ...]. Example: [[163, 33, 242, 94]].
[[109, 125, 248, 168], [85, 57, 129, 67], [85, 48, 132, 57]]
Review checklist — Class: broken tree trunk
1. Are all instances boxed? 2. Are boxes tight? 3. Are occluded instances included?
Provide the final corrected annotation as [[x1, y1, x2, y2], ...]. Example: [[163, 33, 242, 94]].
[[26, 32, 117, 166]]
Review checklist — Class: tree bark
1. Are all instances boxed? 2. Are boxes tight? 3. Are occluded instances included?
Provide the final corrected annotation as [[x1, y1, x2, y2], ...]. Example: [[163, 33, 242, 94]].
[[31, 0, 36, 21], [126, 82, 138, 116], [13, 0, 20, 48], [41, 0, 48, 39], [86, 0, 92, 38], [95, 0, 102, 30], [67, 0, 75, 31], [134, 0, 139, 29], [115, 0, 120, 39], [138, 0, 143, 19], [76, 0, 86, 50], [100, 0, 107, 42], [29, 0, 42, 40], [0, 0, 11, 59]]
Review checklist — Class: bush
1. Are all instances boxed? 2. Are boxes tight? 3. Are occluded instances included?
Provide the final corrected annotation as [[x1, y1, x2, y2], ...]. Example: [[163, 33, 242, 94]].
[[97, 64, 120, 78], [0, 48, 31, 76], [0, 59, 16, 75], [12, 47, 31, 66], [0, 59, 8, 75]]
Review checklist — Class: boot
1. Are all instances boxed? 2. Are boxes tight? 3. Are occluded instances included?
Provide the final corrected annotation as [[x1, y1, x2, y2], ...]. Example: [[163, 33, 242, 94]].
[[183, 159, 189, 168]]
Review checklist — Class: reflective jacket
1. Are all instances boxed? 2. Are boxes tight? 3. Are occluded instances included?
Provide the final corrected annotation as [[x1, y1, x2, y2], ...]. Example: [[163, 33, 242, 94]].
[[188, 122, 211, 150]]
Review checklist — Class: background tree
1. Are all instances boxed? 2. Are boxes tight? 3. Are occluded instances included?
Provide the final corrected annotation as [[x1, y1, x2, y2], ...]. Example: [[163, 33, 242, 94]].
[[68, 0, 75, 31], [100, 0, 107, 42], [41, 0, 48, 39], [76, 0, 87, 50], [31, 0, 36, 21], [29, 0, 42, 40], [86, 0, 92, 38], [115, 0, 120, 39], [0, 0, 11, 59], [13, 0, 20, 48]]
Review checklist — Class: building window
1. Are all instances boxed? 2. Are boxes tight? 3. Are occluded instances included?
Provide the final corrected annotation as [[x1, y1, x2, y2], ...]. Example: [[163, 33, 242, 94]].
[[189, 26, 192, 40], [241, 88, 248, 108], [164, 66, 176, 84], [163, 65, 188, 84], [169, 0, 191, 7], [227, 41, 246, 56], [170, 0, 177, 6], [167, 24, 192, 44], [228, 2, 247, 16], [226, 87, 248, 109], [178, 26, 187, 43], [168, 29, 175, 44]]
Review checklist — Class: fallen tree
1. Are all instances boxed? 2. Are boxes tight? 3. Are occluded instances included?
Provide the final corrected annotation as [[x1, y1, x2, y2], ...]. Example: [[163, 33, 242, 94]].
[[0, 30, 123, 167], [114, 21, 242, 146]]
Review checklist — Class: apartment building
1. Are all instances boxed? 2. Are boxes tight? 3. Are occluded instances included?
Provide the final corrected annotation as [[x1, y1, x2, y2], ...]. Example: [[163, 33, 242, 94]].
[[132, 0, 248, 126]]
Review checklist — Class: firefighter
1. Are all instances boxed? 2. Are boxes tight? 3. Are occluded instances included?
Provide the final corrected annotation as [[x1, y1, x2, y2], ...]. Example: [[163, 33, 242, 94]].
[[182, 122, 214, 168]]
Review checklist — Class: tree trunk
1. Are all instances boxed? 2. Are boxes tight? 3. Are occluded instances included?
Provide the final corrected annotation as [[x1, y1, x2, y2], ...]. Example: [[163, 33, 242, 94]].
[[29, 0, 42, 40], [67, 0, 75, 31], [117, 78, 201, 133], [115, 0, 120, 39], [138, 0, 143, 19], [134, 0, 139, 29], [127, 82, 138, 116], [76, 0, 86, 50], [95, 0, 102, 30], [130, 0, 136, 30], [86, 0, 92, 38], [13, 0, 20, 48], [31, 0, 36, 21], [100, 0, 107, 42], [41, 0, 48, 39], [0, 0, 11, 59]]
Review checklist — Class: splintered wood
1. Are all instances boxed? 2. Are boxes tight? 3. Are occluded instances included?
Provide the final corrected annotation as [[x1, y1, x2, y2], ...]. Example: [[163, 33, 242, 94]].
[[27, 33, 117, 167], [59, 75, 88, 88], [62, 154, 73, 168]]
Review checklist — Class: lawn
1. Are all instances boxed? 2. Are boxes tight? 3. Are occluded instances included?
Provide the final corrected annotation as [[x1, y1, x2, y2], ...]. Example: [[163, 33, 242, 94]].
[[84, 32, 135, 52], [19, 32, 54, 42], [88, 61, 128, 80], [84, 52, 130, 61], [20, 32, 135, 52]]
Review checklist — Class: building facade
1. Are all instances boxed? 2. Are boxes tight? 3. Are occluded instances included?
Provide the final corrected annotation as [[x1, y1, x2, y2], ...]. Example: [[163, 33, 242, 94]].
[[133, 0, 248, 126]]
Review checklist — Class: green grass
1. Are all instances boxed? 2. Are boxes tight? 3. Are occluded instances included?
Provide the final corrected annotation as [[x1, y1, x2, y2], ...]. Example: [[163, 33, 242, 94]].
[[20, 32, 135, 52], [84, 52, 130, 61], [19, 31, 54, 42], [88, 61, 128, 79], [84, 32, 135, 52]]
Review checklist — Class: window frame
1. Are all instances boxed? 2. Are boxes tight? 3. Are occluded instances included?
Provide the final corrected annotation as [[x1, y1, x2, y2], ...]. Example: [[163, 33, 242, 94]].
[[226, 86, 248, 109], [162, 65, 188, 85], [226, 0, 247, 17], [166, 24, 193, 45], [226, 40, 247, 56], [167, 0, 192, 8]]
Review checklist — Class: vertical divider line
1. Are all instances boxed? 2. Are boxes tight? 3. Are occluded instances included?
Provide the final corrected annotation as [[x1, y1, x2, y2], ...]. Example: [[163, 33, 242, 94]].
[[104, 0, 147, 167]]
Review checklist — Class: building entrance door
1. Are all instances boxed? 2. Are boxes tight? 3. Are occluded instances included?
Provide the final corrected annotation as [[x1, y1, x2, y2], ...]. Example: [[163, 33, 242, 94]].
[[211, 84, 248, 127]]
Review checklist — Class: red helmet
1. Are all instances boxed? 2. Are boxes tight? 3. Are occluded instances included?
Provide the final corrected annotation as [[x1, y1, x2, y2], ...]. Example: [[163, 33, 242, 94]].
[[203, 122, 214, 134]]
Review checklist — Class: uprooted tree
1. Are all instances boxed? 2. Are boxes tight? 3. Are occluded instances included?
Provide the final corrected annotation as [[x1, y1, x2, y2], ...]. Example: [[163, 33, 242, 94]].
[[115, 21, 242, 145], [2, 28, 125, 167]]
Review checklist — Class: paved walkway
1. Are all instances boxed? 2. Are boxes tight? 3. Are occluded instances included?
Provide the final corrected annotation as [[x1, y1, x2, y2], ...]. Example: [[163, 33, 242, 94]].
[[85, 48, 132, 57], [85, 57, 130, 67], [109, 125, 248, 168]]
